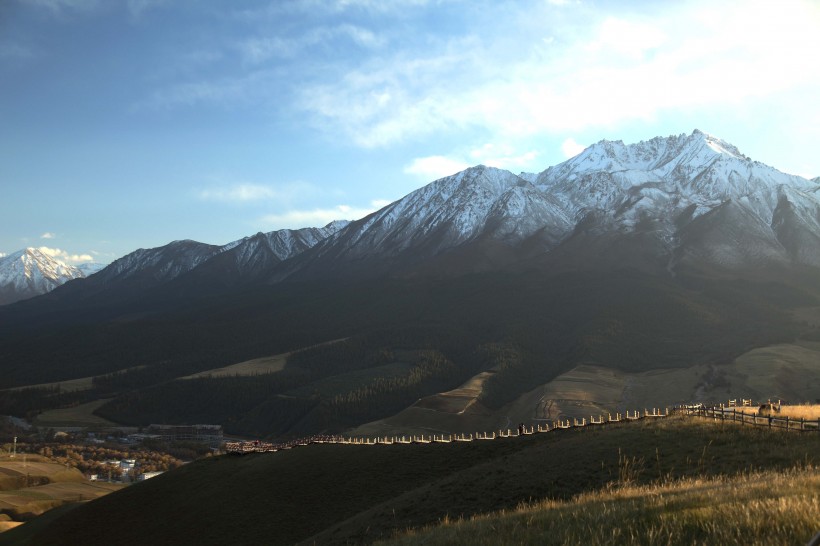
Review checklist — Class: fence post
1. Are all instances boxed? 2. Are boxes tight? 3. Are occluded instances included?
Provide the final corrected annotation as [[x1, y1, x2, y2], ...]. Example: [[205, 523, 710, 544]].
[[785, 416, 789, 430]]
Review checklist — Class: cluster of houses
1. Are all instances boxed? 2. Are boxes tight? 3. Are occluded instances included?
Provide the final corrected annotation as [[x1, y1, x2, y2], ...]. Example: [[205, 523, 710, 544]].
[[88, 459, 164, 483], [86, 424, 224, 483]]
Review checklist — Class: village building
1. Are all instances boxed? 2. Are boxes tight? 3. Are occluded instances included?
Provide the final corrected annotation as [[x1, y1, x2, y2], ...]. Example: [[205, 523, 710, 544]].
[[146, 424, 223, 448]]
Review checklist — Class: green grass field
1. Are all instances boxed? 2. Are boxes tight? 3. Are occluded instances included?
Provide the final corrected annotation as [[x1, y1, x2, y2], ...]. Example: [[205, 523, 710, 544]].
[[3, 415, 819, 546]]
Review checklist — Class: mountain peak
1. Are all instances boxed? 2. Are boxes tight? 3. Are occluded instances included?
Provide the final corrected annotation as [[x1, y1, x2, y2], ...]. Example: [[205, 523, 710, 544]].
[[687, 129, 745, 160], [0, 247, 84, 305]]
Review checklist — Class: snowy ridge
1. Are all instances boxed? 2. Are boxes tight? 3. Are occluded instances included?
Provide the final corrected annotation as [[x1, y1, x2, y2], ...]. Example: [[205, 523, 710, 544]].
[[84, 220, 351, 288], [291, 129, 820, 276], [94, 239, 225, 284]]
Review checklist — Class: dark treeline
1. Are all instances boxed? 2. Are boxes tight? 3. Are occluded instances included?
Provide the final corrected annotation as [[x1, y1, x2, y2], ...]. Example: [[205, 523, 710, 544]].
[[0, 387, 95, 420]]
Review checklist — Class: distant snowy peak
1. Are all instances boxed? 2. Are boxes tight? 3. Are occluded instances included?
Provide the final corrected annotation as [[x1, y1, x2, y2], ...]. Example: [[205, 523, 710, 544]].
[[0, 248, 85, 305], [76, 262, 106, 276]]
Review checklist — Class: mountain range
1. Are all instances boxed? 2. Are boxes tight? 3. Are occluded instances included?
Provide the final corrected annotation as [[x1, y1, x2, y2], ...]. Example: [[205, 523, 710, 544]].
[[2, 129, 819, 439], [3, 129, 818, 309]]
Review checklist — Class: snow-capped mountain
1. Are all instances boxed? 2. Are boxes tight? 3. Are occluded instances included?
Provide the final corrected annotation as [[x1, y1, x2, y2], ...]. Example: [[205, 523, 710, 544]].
[[89, 221, 350, 289], [0, 248, 85, 305], [90, 239, 225, 287], [166, 221, 351, 289], [5, 130, 817, 310], [11, 221, 352, 310], [276, 130, 820, 280]]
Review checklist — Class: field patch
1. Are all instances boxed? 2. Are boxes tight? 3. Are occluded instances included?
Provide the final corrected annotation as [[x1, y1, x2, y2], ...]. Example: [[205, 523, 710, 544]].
[[181, 338, 348, 380], [1, 366, 149, 394], [412, 371, 495, 414], [33, 399, 117, 428], [0, 481, 122, 522], [181, 354, 288, 379]]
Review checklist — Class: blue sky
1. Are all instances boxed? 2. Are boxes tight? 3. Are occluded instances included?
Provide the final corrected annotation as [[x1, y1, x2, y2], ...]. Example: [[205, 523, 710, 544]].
[[2, 0, 819, 265]]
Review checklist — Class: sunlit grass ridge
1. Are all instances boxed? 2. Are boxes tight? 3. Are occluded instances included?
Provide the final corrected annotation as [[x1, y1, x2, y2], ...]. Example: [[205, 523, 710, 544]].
[[383, 466, 820, 546]]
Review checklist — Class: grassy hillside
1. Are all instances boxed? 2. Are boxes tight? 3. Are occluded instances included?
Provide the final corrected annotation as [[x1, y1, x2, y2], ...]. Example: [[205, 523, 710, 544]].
[[0, 454, 123, 535], [383, 467, 820, 545], [3, 415, 819, 546]]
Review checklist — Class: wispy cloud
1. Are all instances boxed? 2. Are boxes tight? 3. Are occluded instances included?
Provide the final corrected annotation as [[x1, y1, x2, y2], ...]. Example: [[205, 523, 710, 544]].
[[259, 200, 385, 230], [239, 24, 385, 65], [126, 0, 167, 19], [199, 184, 278, 202], [40, 232, 56, 239], [198, 181, 316, 204], [38, 246, 93, 264], [469, 143, 539, 171], [25, 0, 101, 14], [297, 1, 820, 147], [233, 0, 433, 20]]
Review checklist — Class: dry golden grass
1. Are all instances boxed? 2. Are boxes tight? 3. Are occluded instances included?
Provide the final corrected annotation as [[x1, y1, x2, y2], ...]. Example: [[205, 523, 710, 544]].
[[0, 521, 23, 532], [382, 466, 820, 546], [778, 404, 820, 420]]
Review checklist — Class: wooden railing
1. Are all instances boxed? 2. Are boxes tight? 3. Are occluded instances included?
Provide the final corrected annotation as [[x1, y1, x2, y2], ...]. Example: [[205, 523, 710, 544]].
[[224, 402, 818, 455], [680, 406, 820, 431], [224, 407, 672, 454]]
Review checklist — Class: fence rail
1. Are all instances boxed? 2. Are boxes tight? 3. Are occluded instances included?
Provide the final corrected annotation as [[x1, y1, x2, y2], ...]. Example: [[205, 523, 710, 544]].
[[224, 402, 818, 455], [681, 406, 820, 431]]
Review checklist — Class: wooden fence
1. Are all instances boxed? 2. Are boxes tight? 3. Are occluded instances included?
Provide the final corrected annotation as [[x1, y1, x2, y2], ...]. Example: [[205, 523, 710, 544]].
[[680, 406, 820, 432], [224, 407, 671, 454], [224, 402, 819, 455]]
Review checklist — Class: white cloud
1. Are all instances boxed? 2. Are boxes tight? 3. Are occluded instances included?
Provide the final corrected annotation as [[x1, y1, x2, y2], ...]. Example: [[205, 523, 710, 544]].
[[405, 143, 540, 181], [560, 138, 586, 158], [296, 1, 820, 147], [0, 253, 6, 258], [37, 246, 94, 264], [259, 201, 384, 230], [404, 156, 470, 180], [40, 232, 56, 239]]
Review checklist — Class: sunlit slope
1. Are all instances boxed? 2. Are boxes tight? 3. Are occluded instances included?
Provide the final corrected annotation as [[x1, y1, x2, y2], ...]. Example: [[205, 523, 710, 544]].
[[4, 417, 819, 546]]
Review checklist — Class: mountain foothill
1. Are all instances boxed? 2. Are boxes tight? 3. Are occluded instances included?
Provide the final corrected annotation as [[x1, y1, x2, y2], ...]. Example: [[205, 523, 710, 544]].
[[1, 129, 819, 439]]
